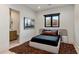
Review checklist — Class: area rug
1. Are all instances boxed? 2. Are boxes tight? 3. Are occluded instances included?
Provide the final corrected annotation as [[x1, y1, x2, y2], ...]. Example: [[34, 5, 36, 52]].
[[9, 42, 77, 54]]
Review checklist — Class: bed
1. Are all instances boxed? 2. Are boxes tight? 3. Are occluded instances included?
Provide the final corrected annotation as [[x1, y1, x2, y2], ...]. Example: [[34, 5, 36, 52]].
[[29, 29, 61, 53]]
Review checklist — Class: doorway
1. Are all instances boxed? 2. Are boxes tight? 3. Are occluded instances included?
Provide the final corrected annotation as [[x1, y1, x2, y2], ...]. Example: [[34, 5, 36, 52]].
[[9, 8, 20, 48]]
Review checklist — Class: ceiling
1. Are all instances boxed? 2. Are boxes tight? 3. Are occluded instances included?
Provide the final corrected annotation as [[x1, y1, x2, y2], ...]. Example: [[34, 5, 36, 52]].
[[26, 4, 73, 12]]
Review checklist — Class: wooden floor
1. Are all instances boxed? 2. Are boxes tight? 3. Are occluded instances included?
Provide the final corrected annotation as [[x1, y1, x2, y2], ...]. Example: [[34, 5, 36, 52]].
[[9, 42, 77, 54]]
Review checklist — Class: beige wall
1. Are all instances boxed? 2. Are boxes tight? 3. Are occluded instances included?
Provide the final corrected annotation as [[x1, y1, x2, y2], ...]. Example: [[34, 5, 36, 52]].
[[0, 5, 9, 51]]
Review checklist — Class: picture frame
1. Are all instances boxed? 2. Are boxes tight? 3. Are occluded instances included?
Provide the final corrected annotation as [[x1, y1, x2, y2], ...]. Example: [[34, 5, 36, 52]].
[[24, 17, 35, 29]]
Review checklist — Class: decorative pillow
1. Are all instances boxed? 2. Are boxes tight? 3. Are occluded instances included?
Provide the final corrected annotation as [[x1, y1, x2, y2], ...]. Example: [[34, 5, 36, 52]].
[[42, 30, 58, 36], [51, 30, 58, 35]]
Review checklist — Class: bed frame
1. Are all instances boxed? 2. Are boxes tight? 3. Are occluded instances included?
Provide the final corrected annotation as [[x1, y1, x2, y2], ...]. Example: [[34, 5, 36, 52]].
[[29, 38, 60, 54]]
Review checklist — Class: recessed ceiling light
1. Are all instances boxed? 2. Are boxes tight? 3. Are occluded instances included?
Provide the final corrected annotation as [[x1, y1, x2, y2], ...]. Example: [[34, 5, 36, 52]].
[[38, 6, 40, 9]]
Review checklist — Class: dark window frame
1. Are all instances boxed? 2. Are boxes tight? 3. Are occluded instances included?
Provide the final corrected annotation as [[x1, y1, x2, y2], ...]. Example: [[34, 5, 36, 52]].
[[44, 13, 60, 27]]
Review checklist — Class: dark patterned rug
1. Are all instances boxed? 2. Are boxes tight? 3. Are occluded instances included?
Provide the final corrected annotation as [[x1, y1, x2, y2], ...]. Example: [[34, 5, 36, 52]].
[[9, 42, 77, 54]]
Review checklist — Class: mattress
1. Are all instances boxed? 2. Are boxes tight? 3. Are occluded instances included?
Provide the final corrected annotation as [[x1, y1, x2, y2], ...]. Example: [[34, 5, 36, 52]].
[[31, 35, 60, 46]]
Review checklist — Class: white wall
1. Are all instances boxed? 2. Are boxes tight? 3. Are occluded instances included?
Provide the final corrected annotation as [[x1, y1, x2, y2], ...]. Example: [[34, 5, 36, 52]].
[[0, 5, 9, 51], [74, 4, 79, 48], [0, 4, 36, 52], [36, 5, 74, 44], [8, 5, 36, 43]]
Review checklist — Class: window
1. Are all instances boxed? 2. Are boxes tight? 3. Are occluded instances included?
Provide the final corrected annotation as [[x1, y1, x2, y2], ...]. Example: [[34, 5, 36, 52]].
[[44, 13, 60, 27], [45, 17, 51, 27]]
